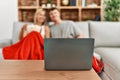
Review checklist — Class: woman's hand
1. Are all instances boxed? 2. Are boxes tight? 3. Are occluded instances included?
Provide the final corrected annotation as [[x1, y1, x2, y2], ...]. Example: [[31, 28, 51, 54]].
[[45, 26, 50, 38], [19, 24, 28, 40]]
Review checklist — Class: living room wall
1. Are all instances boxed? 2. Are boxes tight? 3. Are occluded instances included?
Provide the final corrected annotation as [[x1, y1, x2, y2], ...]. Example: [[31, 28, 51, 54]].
[[0, 0, 18, 40]]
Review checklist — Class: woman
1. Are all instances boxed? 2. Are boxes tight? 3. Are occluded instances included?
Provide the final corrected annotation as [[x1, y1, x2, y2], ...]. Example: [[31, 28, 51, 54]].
[[2, 9, 50, 60], [19, 9, 50, 39]]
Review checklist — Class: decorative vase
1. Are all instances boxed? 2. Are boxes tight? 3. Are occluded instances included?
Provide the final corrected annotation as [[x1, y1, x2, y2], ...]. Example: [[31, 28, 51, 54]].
[[47, 3, 51, 8], [41, 4, 46, 8], [52, 4, 56, 8], [47, 0, 51, 8], [62, 0, 69, 6]]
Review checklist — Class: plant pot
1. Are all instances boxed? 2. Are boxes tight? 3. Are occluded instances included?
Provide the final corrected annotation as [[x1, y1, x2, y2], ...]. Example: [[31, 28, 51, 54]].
[[52, 4, 56, 8], [47, 3, 51, 8], [41, 4, 46, 8]]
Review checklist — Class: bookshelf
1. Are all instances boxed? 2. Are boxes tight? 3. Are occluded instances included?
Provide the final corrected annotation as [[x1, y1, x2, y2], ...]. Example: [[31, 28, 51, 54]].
[[18, 0, 103, 22]]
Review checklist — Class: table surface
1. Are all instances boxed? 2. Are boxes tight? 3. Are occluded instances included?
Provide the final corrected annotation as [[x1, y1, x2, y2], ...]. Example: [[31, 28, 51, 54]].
[[0, 60, 101, 80]]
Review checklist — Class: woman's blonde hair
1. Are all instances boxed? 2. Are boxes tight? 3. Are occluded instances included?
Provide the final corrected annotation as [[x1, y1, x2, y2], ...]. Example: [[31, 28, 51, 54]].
[[34, 9, 46, 25]]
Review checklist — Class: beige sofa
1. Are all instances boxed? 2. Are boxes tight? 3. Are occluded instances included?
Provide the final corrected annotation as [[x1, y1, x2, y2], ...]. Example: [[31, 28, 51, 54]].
[[0, 21, 120, 80], [89, 22, 120, 80]]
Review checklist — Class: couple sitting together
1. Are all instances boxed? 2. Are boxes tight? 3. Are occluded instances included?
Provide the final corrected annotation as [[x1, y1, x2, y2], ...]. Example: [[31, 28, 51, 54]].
[[3, 8, 83, 60], [2, 8, 103, 73]]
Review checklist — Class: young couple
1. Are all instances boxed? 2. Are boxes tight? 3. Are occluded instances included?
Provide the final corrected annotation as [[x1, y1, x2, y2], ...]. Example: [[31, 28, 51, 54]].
[[2, 8, 103, 73], [2, 8, 83, 60]]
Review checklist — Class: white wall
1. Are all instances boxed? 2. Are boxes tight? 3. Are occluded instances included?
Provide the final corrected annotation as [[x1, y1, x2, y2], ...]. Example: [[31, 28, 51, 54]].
[[0, 0, 18, 40]]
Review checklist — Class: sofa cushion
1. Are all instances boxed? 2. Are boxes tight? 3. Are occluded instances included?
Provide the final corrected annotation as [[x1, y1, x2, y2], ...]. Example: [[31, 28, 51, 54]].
[[90, 22, 120, 47], [75, 22, 89, 38], [95, 47, 120, 80], [100, 71, 111, 80], [12, 22, 32, 44], [0, 48, 4, 60], [0, 39, 12, 48]]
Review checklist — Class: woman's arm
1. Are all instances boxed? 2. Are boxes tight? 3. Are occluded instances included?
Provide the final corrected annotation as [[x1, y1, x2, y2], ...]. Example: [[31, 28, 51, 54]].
[[45, 26, 50, 38], [19, 24, 28, 40], [76, 34, 84, 38]]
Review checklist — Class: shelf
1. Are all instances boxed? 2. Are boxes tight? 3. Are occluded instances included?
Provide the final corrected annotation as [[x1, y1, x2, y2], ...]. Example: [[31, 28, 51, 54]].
[[81, 9, 101, 21], [18, 6, 38, 9], [19, 9, 36, 22], [59, 6, 80, 9], [18, 0, 103, 22], [81, 6, 101, 9], [61, 9, 79, 21], [39, 6, 79, 10]]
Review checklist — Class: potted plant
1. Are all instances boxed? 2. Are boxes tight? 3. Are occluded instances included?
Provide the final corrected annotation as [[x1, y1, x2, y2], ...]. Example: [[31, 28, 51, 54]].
[[47, 0, 51, 8], [104, 0, 120, 21]]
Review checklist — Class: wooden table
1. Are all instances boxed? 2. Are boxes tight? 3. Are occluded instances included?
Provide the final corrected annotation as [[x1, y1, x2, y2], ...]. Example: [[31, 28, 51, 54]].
[[0, 60, 101, 80]]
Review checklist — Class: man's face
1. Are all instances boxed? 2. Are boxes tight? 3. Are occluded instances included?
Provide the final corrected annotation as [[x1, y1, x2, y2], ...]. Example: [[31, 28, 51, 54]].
[[49, 9, 60, 22]]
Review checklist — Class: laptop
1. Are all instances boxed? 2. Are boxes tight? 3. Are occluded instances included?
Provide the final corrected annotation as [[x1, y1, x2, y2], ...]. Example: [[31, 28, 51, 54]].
[[44, 38, 94, 70]]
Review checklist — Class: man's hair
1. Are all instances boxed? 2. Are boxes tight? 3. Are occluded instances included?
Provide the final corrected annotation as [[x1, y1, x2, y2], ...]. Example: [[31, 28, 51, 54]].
[[49, 8, 60, 12]]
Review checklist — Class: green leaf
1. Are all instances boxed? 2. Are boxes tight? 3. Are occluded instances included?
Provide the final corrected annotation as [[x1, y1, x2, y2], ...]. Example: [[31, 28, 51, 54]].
[[104, 0, 120, 21]]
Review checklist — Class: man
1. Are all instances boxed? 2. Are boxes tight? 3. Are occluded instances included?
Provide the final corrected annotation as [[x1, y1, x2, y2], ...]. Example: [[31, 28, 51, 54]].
[[49, 8, 83, 38]]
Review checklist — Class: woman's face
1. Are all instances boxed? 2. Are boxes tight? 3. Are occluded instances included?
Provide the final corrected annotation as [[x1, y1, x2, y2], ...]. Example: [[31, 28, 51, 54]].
[[37, 11, 46, 24]]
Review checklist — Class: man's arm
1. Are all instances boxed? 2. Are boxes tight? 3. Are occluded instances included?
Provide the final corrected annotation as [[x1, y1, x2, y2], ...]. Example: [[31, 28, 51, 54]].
[[70, 21, 84, 38]]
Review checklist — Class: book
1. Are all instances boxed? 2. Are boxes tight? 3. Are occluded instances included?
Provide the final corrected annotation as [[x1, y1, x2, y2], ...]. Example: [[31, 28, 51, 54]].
[[95, 15, 100, 21], [82, 0, 86, 7], [70, 0, 76, 6]]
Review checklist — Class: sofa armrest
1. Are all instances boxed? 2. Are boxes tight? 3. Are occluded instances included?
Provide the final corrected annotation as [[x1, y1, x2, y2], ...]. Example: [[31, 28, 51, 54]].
[[0, 39, 12, 48]]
